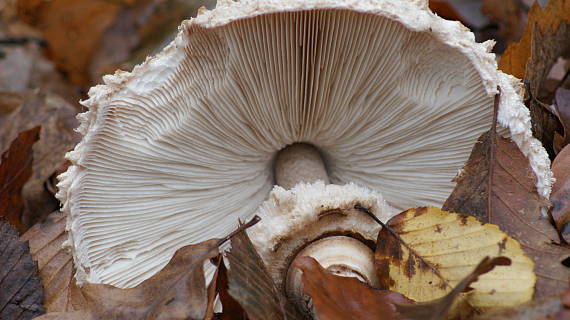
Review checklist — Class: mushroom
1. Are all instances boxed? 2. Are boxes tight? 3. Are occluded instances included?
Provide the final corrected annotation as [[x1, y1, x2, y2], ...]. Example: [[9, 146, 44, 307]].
[[57, 0, 553, 291]]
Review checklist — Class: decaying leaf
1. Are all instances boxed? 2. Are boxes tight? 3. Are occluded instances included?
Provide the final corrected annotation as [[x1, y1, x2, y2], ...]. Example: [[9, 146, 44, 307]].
[[0, 126, 40, 232], [20, 211, 85, 313], [35, 238, 220, 320], [227, 223, 303, 320], [499, 0, 570, 155], [551, 145, 570, 242], [0, 91, 78, 228], [0, 221, 45, 319], [554, 88, 570, 153], [294, 255, 413, 320], [443, 114, 570, 296], [374, 207, 535, 316]]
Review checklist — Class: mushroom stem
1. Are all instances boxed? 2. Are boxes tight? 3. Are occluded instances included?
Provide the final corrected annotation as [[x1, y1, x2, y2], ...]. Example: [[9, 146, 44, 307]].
[[274, 143, 329, 189]]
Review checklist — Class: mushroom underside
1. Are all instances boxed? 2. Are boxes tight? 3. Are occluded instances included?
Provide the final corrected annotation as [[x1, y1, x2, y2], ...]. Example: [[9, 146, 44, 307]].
[[61, 8, 496, 288]]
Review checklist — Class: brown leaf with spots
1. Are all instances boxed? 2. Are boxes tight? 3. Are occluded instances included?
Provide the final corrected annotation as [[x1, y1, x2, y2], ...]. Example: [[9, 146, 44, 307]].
[[551, 145, 570, 243], [0, 126, 40, 232], [373, 206, 534, 317], [35, 238, 221, 320], [499, 0, 570, 156], [444, 93, 569, 298], [227, 222, 304, 320], [0, 220, 45, 319]]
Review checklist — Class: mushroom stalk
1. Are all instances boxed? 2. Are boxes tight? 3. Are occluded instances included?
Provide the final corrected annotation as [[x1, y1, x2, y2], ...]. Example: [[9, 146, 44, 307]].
[[274, 143, 329, 189]]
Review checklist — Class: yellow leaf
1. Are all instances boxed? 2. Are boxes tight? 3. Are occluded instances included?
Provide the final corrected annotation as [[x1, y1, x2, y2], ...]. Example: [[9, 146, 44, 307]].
[[375, 207, 535, 314]]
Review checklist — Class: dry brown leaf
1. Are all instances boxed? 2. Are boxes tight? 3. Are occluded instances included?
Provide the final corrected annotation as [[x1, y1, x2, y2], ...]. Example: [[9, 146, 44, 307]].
[[20, 211, 86, 313], [294, 255, 413, 320], [374, 207, 534, 317], [35, 238, 221, 320], [499, 0, 570, 155], [0, 220, 45, 319], [0, 126, 40, 232], [554, 88, 570, 153], [551, 145, 570, 242], [227, 222, 304, 320], [0, 91, 78, 228], [212, 258, 247, 320], [443, 94, 569, 298]]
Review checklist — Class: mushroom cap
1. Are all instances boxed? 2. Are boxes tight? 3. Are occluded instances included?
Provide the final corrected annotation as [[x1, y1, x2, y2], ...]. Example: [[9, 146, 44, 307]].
[[57, 0, 553, 288]]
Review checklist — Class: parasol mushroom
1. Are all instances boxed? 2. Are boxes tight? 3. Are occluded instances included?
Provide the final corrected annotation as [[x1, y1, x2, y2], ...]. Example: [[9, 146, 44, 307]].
[[57, 0, 553, 291]]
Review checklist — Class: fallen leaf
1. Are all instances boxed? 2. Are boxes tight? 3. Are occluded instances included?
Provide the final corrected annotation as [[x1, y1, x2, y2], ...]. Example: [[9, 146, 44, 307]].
[[293, 255, 413, 320], [35, 238, 221, 320], [471, 296, 564, 319], [16, 0, 123, 85], [554, 88, 570, 153], [444, 92, 569, 298], [294, 254, 511, 320], [0, 126, 40, 232], [0, 91, 78, 228], [0, 220, 45, 319], [551, 145, 570, 242], [227, 221, 304, 320], [482, 0, 524, 44], [499, 0, 570, 156], [396, 256, 512, 320], [212, 258, 247, 320], [374, 206, 535, 316], [20, 211, 86, 313]]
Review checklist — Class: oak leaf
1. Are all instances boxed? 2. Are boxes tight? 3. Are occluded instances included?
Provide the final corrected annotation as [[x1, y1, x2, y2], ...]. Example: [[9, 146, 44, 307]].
[[375, 207, 535, 316]]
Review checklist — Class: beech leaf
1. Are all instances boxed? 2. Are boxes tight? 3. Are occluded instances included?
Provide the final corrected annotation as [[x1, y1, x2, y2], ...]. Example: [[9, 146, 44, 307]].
[[0, 126, 40, 232], [0, 221, 45, 319], [554, 88, 570, 154], [443, 93, 569, 297], [373, 206, 535, 316]]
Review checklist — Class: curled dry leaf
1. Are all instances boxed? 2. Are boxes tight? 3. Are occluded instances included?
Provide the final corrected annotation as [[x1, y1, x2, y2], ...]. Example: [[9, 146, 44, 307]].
[[227, 225, 303, 320], [293, 255, 413, 320], [20, 211, 85, 313], [443, 121, 570, 297], [0, 126, 40, 232], [375, 207, 535, 316], [551, 145, 570, 242], [499, 0, 570, 155], [211, 257, 247, 320], [0, 221, 45, 319], [35, 239, 220, 320]]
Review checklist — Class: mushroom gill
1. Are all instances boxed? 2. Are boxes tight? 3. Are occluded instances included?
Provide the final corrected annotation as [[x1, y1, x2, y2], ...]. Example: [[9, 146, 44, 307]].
[[58, 0, 552, 288]]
